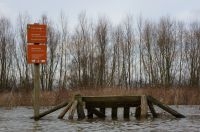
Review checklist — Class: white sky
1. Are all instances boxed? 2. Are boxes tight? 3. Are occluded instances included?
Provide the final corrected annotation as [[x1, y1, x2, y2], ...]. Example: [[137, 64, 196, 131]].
[[0, 0, 200, 26]]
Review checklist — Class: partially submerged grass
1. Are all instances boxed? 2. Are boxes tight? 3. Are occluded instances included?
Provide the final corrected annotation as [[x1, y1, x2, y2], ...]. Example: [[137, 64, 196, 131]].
[[0, 87, 200, 107]]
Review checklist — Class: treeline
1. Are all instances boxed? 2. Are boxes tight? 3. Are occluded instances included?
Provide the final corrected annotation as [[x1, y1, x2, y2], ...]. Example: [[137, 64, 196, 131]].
[[0, 13, 200, 91]]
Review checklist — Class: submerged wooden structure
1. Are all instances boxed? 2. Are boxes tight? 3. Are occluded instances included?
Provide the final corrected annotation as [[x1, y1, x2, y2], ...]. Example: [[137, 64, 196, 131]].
[[32, 94, 185, 120]]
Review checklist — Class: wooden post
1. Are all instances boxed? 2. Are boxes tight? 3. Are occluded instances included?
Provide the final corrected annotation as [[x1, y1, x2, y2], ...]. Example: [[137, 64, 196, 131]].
[[135, 106, 141, 118], [140, 95, 148, 119], [87, 107, 93, 119], [112, 107, 117, 119], [135, 95, 148, 119], [100, 108, 105, 115], [124, 107, 130, 119], [27, 23, 47, 120], [75, 94, 85, 120], [33, 64, 40, 120], [147, 100, 157, 118]]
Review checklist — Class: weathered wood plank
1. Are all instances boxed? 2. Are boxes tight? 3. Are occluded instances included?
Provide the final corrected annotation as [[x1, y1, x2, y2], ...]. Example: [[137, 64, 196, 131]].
[[75, 94, 85, 120], [147, 96, 185, 118], [124, 107, 130, 119], [147, 100, 157, 118], [33, 64, 40, 121], [85, 102, 140, 108], [68, 100, 78, 120], [91, 108, 106, 118], [83, 96, 141, 103], [31, 100, 69, 120], [112, 107, 118, 119], [58, 101, 73, 119], [87, 107, 93, 119], [141, 95, 148, 118], [100, 108, 105, 115], [135, 106, 141, 118]]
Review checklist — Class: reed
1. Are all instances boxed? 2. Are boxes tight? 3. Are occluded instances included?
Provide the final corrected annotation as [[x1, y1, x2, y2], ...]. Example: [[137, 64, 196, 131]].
[[0, 87, 199, 107]]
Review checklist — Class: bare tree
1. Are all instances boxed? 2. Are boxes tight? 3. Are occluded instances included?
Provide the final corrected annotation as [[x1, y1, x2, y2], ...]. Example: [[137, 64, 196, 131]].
[[155, 17, 177, 87], [111, 25, 124, 87], [95, 17, 109, 87], [141, 20, 158, 86], [185, 22, 200, 87], [0, 17, 16, 90], [16, 14, 32, 91], [177, 22, 185, 86], [137, 15, 144, 87], [58, 12, 68, 89], [40, 15, 60, 91], [124, 16, 134, 88], [67, 12, 93, 88]]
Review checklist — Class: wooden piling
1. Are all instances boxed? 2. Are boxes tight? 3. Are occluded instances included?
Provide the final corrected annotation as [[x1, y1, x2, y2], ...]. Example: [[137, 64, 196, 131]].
[[68, 100, 78, 120], [124, 107, 130, 119], [33, 64, 40, 120], [147, 96, 185, 118], [135, 106, 141, 118], [112, 107, 117, 119], [87, 107, 93, 119], [75, 94, 85, 120], [58, 101, 73, 119], [147, 100, 157, 118], [140, 95, 148, 118], [100, 108, 105, 115]]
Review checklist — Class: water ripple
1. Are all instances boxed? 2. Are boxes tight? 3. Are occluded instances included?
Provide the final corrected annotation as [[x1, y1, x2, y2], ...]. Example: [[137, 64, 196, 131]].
[[0, 106, 200, 132]]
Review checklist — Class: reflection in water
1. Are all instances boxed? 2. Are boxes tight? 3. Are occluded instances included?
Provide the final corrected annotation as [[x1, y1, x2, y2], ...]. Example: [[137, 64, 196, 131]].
[[0, 106, 200, 132], [33, 121, 42, 132]]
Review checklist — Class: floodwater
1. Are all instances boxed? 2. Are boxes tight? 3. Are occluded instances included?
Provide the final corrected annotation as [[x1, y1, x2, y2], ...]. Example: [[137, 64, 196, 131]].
[[0, 106, 200, 132]]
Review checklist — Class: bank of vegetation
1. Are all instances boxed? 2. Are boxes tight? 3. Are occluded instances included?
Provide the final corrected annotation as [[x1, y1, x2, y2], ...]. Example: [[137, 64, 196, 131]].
[[0, 87, 200, 107]]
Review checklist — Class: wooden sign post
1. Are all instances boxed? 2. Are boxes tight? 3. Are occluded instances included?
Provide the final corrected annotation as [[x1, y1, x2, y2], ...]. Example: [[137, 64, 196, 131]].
[[34, 63, 40, 120], [27, 23, 47, 120]]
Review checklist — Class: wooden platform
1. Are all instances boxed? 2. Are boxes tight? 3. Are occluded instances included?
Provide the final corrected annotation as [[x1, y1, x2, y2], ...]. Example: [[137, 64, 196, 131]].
[[32, 94, 185, 120]]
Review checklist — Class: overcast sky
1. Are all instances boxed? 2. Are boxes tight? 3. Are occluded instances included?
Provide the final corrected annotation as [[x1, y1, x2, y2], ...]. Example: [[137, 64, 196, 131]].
[[0, 0, 200, 26]]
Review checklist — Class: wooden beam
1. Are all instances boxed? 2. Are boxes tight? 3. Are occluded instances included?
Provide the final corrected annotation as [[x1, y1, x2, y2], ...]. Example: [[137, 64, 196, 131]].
[[147, 96, 185, 118], [147, 100, 157, 118], [91, 108, 106, 118], [83, 96, 141, 103], [58, 101, 73, 119], [68, 100, 78, 120], [140, 95, 148, 119], [85, 102, 140, 108], [31, 100, 69, 120]]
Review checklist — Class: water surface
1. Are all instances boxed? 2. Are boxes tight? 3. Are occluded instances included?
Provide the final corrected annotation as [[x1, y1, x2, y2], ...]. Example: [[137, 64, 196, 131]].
[[0, 106, 200, 132]]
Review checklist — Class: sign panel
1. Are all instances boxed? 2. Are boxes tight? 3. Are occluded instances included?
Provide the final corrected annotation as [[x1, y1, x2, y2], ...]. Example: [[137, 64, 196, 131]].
[[27, 24, 47, 43], [27, 44, 47, 64]]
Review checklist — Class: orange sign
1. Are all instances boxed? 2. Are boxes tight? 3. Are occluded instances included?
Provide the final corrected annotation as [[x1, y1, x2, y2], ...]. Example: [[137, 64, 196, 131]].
[[27, 24, 47, 43], [27, 44, 47, 64]]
